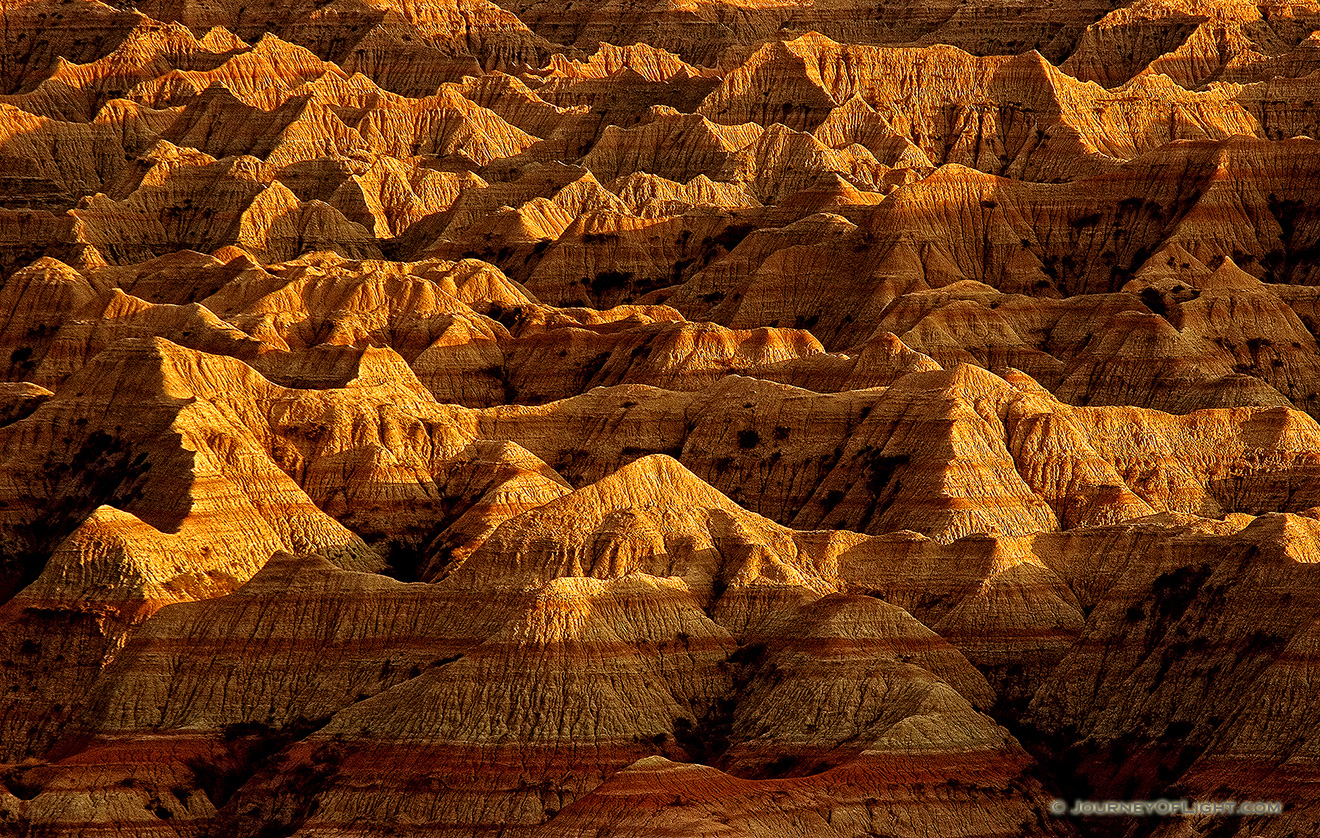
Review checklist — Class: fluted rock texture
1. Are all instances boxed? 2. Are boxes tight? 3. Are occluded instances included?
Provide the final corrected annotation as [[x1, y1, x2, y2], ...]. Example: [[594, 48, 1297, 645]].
[[5, 0, 1320, 836]]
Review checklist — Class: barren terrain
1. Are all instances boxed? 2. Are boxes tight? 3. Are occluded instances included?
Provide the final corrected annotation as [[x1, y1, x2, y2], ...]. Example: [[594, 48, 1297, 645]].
[[4, 0, 1320, 835]]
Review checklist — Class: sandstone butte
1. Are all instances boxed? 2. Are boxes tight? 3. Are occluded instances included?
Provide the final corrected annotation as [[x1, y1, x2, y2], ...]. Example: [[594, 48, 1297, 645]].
[[8, 1, 1320, 837]]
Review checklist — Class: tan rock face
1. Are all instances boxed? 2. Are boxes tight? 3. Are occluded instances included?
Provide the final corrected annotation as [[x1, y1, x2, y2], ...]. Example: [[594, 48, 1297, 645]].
[[8, 2, 1320, 837]]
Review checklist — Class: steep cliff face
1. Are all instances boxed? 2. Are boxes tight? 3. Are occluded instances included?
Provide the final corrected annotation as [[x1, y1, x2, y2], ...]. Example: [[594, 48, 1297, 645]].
[[7, 1, 1320, 836]]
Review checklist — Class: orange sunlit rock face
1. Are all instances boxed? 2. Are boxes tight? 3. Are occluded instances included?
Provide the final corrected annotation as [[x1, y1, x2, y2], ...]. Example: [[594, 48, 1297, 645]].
[[3, 1, 1320, 835]]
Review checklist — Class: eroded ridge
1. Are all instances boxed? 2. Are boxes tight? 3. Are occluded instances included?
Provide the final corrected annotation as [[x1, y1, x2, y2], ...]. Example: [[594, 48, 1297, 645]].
[[5, 1, 1320, 836]]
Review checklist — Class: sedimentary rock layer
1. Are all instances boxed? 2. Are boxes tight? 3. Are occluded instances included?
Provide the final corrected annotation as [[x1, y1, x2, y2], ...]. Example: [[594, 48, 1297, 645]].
[[5, 1, 1320, 836]]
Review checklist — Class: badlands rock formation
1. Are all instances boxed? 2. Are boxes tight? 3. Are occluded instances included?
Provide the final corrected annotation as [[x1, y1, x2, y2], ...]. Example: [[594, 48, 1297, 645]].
[[6, 1, 1320, 836]]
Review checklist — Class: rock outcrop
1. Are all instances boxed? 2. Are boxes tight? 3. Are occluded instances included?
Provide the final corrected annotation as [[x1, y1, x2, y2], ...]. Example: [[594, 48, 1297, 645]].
[[8, 1, 1320, 836]]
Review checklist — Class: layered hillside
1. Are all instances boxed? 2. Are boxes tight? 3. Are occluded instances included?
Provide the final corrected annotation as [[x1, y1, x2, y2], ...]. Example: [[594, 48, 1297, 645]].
[[5, 1, 1320, 836]]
